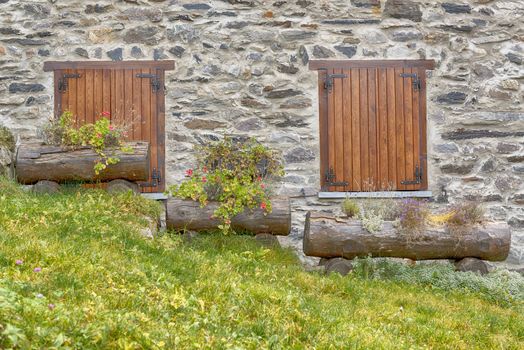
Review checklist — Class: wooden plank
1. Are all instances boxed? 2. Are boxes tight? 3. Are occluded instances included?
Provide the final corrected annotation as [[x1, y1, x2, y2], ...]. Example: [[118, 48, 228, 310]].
[[309, 59, 436, 70], [394, 67, 405, 190], [318, 70, 329, 190], [359, 68, 369, 191], [76, 69, 86, 126], [94, 69, 103, 117], [114, 69, 124, 128], [44, 60, 175, 71], [85, 69, 94, 125], [377, 68, 389, 190], [53, 70, 61, 117], [333, 68, 344, 191], [318, 191, 433, 199], [412, 67, 421, 191], [327, 68, 336, 192], [141, 67, 152, 193], [102, 69, 111, 115], [342, 69, 352, 192], [367, 68, 378, 191], [132, 69, 142, 140], [403, 67, 414, 190], [110, 69, 117, 123], [61, 69, 69, 116], [350, 68, 361, 191], [156, 69, 166, 192], [124, 69, 134, 141], [386, 67, 397, 190], [418, 67, 428, 190], [68, 69, 77, 121]]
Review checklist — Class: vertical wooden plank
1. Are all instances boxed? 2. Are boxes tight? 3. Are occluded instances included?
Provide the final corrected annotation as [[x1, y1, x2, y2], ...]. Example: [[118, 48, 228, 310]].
[[132, 69, 142, 140], [386, 67, 397, 190], [418, 67, 428, 190], [377, 67, 389, 190], [359, 68, 369, 191], [318, 70, 329, 191], [367, 68, 378, 191], [141, 67, 152, 193], [102, 69, 111, 115], [115, 69, 125, 127], [110, 69, 116, 123], [342, 69, 352, 191], [61, 69, 69, 115], [394, 67, 406, 190], [94, 69, 103, 117], [351, 68, 361, 191], [157, 69, 166, 192], [85, 69, 94, 125], [68, 69, 77, 123], [333, 68, 344, 191], [403, 66, 414, 190], [149, 68, 159, 193], [76, 69, 85, 126], [124, 69, 134, 141], [412, 66, 421, 190], [327, 68, 336, 192]]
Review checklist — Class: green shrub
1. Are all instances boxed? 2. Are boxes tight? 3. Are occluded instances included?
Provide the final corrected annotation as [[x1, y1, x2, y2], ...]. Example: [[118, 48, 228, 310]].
[[341, 198, 360, 218], [360, 211, 383, 233], [0, 126, 14, 151], [361, 198, 399, 221], [169, 137, 284, 234], [396, 199, 430, 240], [446, 201, 485, 234]]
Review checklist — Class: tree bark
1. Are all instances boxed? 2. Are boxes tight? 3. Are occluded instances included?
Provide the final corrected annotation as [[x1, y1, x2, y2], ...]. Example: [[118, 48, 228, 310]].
[[303, 212, 511, 261], [16, 141, 149, 184], [166, 198, 291, 235]]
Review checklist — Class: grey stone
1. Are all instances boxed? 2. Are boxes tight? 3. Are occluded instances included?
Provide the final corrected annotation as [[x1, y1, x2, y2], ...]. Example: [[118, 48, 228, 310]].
[[296, 0, 313, 7], [298, 45, 309, 65], [183, 3, 211, 10], [38, 49, 50, 57], [85, 4, 113, 14], [442, 3, 471, 14], [255, 233, 280, 247], [130, 46, 145, 58], [472, 63, 494, 79], [184, 118, 225, 130], [480, 159, 496, 172], [351, 0, 380, 8], [74, 47, 89, 58], [9, 83, 45, 93], [225, 21, 251, 29], [0, 27, 21, 35], [434, 143, 459, 154], [321, 19, 381, 25], [168, 46, 185, 58], [167, 25, 199, 43], [123, 26, 160, 45], [506, 52, 522, 65], [513, 166, 524, 173], [241, 97, 269, 108], [280, 97, 312, 109], [246, 52, 263, 61], [23, 4, 50, 19], [507, 155, 524, 163], [325, 258, 353, 276], [33, 180, 61, 195], [496, 142, 519, 154], [334, 45, 357, 58], [442, 130, 524, 140], [153, 49, 168, 60], [106, 48, 123, 61], [391, 30, 422, 42], [284, 147, 315, 163], [384, 0, 422, 22], [2, 38, 48, 46], [235, 117, 263, 131], [454, 258, 489, 275], [436, 92, 467, 104], [510, 194, 524, 205], [439, 23, 475, 33], [312, 45, 334, 58], [266, 89, 302, 99], [121, 8, 163, 22], [277, 63, 299, 74], [440, 162, 474, 175], [508, 217, 524, 229], [281, 30, 316, 41]]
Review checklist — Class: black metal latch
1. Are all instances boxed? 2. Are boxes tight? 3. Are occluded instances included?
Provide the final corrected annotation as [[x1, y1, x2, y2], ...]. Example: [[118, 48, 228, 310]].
[[324, 73, 347, 92], [136, 73, 162, 93], [401, 165, 423, 185], [399, 73, 421, 91], [139, 168, 162, 188], [323, 166, 349, 189], [58, 73, 81, 93]]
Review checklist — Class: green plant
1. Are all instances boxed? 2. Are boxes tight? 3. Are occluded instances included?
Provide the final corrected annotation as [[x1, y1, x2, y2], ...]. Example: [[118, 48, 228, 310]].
[[0, 126, 14, 151], [446, 202, 485, 234], [361, 198, 399, 221], [169, 137, 284, 234], [360, 211, 384, 233], [396, 199, 430, 240], [341, 198, 360, 218], [43, 111, 132, 175]]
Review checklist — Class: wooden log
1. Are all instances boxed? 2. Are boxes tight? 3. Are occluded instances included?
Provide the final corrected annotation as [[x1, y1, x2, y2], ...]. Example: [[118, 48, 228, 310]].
[[303, 212, 511, 261], [16, 141, 149, 184], [166, 198, 291, 235]]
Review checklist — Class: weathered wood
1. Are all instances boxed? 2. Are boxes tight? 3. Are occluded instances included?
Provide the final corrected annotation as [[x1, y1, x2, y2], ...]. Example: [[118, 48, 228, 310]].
[[16, 141, 150, 184], [303, 212, 511, 261], [166, 198, 291, 235]]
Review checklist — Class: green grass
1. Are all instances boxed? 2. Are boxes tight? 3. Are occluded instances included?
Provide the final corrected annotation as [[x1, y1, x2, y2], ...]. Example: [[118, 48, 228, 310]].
[[0, 178, 523, 349]]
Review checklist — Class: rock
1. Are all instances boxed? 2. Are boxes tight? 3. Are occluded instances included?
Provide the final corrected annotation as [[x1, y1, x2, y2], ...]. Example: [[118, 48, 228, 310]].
[[321, 19, 381, 25], [284, 147, 315, 163], [235, 117, 263, 131], [391, 30, 422, 42], [121, 8, 163, 22], [472, 63, 494, 79], [506, 52, 522, 65], [184, 118, 225, 130], [441, 3, 471, 14], [106, 48, 123, 61], [74, 47, 89, 58], [279, 97, 312, 109], [384, 0, 422, 22], [167, 25, 199, 43], [334, 45, 357, 58], [325, 258, 353, 276], [277, 63, 299, 74], [440, 162, 474, 175], [351, 0, 380, 8], [85, 4, 113, 14], [507, 155, 524, 163], [107, 179, 140, 194], [33, 180, 61, 195], [510, 194, 524, 205], [280, 30, 316, 41], [123, 26, 160, 45], [139, 216, 158, 239], [500, 79, 519, 91], [298, 45, 309, 65], [183, 3, 211, 10], [2, 38, 48, 46], [454, 258, 489, 275], [481, 159, 496, 172], [496, 142, 519, 154], [241, 97, 269, 108], [130, 46, 145, 58], [436, 92, 467, 104], [255, 233, 280, 247], [225, 21, 251, 29], [23, 3, 50, 19], [434, 143, 459, 154], [513, 166, 524, 173], [313, 45, 334, 58], [266, 89, 302, 99], [38, 49, 50, 57], [169, 46, 185, 58], [442, 130, 524, 140], [9, 83, 45, 93], [508, 217, 524, 228]]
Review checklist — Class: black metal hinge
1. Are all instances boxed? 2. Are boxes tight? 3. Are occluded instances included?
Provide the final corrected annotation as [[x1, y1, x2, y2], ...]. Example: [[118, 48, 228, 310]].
[[324, 166, 348, 189], [58, 73, 81, 93], [401, 165, 423, 185], [136, 73, 162, 93], [139, 168, 162, 188], [399, 73, 421, 91], [324, 73, 347, 92]]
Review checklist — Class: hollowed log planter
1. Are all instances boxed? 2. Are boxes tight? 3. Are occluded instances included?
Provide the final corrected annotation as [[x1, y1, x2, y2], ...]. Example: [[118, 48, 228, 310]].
[[303, 212, 511, 261], [16, 141, 150, 184], [166, 198, 291, 235]]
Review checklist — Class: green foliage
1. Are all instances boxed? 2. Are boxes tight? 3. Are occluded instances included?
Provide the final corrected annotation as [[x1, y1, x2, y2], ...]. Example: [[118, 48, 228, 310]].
[[361, 198, 399, 221], [360, 210, 384, 233], [341, 198, 360, 218], [43, 111, 131, 175], [396, 199, 431, 240], [447, 201, 486, 234], [169, 137, 284, 234], [0, 126, 14, 151], [0, 177, 523, 348], [352, 257, 524, 307]]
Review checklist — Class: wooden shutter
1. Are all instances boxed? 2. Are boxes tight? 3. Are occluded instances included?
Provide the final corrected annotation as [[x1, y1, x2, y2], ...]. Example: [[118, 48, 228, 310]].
[[43, 61, 175, 193], [310, 60, 434, 192]]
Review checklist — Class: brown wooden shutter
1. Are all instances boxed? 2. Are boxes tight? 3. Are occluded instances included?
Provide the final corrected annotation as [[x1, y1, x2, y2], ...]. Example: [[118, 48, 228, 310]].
[[44, 61, 175, 193], [310, 60, 435, 192]]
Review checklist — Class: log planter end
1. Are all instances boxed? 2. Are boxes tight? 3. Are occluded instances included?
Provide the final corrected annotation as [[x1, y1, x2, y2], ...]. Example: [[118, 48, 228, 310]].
[[303, 212, 511, 262], [166, 198, 291, 236]]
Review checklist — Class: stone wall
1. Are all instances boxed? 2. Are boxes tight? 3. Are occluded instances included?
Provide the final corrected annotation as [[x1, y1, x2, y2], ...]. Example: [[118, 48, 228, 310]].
[[0, 0, 523, 265]]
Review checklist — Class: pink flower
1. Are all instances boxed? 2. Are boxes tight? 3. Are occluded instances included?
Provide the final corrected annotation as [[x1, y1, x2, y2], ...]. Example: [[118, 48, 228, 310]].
[[15, 259, 23, 265], [101, 111, 110, 117], [224, 219, 231, 225], [260, 183, 265, 189], [34, 267, 42, 272], [260, 202, 267, 210], [201, 176, 207, 183], [257, 176, 262, 182], [96, 133, 103, 138], [202, 166, 208, 173], [185, 168, 193, 177], [48, 303, 55, 310], [109, 125, 114, 131]]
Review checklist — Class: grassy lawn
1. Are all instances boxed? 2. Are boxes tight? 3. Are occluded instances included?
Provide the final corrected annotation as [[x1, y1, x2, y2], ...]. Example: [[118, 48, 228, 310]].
[[0, 178, 522, 349]]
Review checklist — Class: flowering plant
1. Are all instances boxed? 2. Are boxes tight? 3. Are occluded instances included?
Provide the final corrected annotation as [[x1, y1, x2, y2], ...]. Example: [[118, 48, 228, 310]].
[[396, 198, 430, 240], [43, 111, 132, 175], [169, 137, 284, 234]]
